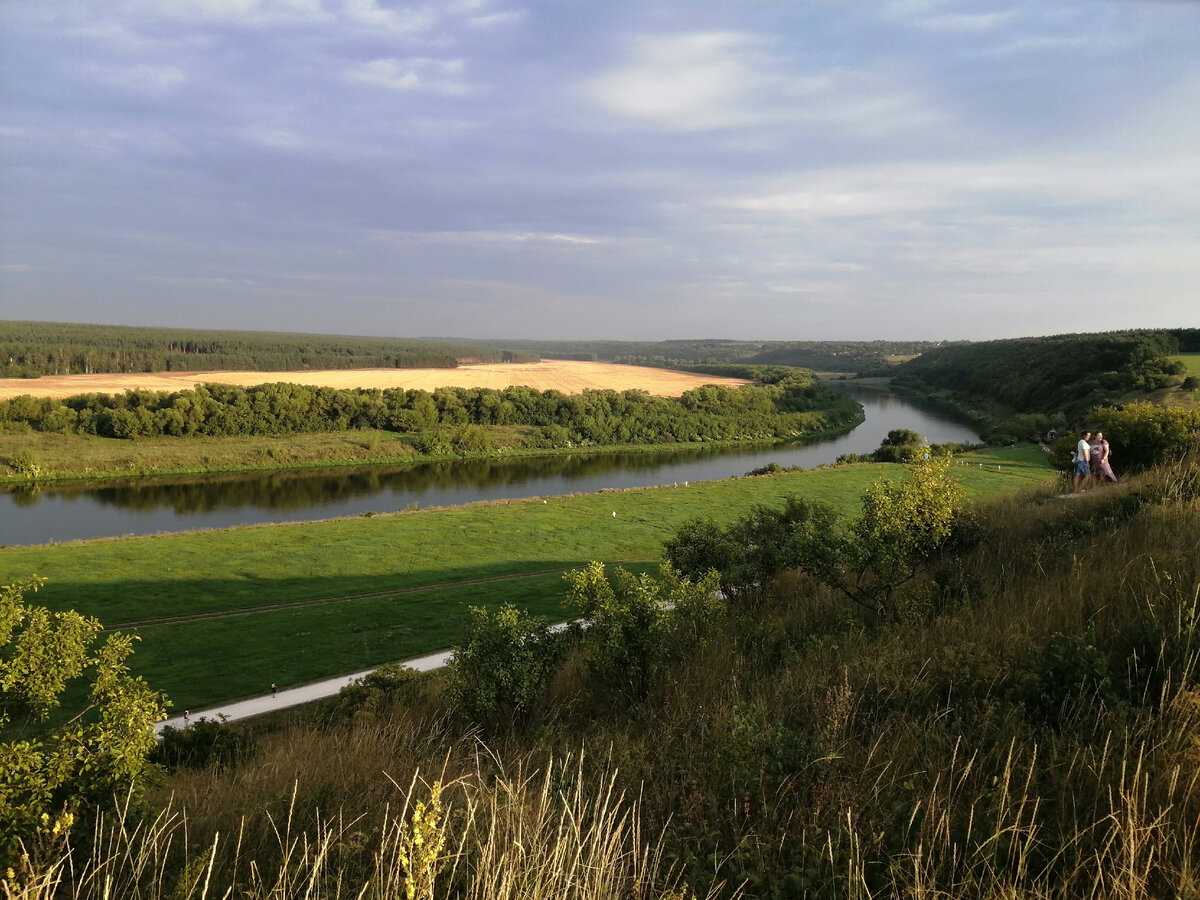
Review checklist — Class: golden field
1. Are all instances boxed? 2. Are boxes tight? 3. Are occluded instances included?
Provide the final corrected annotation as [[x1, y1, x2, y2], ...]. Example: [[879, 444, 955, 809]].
[[0, 360, 749, 401]]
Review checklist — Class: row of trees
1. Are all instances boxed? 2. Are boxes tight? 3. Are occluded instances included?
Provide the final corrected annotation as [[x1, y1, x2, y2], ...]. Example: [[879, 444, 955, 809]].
[[0, 372, 863, 447], [0, 321, 536, 378]]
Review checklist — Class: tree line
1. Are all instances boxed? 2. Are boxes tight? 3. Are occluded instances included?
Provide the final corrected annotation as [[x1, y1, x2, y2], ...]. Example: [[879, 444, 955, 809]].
[[0, 369, 863, 449], [0, 321, 537, 378], [467, 337, 946, 374]]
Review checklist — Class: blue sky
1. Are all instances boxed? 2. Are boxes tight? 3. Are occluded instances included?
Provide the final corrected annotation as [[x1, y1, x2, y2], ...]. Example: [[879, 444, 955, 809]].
[[2, 0, 1197, 341]]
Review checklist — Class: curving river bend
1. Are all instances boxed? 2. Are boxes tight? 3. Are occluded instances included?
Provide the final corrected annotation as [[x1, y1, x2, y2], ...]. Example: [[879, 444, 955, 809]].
[[2, 384, 978, 547]]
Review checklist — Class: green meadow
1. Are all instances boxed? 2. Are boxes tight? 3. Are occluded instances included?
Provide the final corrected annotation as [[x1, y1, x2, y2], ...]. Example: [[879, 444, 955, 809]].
[[1176, 352, 1200, 377], [0, 445, 1052, 709]]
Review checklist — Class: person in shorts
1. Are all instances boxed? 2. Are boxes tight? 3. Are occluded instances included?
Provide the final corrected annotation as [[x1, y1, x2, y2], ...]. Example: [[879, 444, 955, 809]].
[[1073, 431, 1092, 493]]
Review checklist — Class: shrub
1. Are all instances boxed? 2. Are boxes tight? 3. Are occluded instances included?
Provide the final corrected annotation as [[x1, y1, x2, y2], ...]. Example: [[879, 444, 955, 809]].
[[413, 429, 452, 456], [328, 663, 425, 721], [154, 716, 254, 770], [445, 604, 562, 727], [564, 562, 723, 699], [1089, 402, 1200, 471], [6, 451, 42, 478]]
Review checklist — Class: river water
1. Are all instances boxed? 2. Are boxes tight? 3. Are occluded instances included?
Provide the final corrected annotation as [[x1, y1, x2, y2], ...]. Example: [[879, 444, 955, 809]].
[[1, 384, 978, 547]]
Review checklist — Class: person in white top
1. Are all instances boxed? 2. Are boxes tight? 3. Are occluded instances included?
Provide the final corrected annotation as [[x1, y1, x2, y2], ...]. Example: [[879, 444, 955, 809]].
[[1073, 431, 1092, 493]]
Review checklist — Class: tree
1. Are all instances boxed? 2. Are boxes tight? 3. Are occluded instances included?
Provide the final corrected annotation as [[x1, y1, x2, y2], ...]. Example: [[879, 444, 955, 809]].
[[0, 577, 168, 864], [794, 456, 967, 618]]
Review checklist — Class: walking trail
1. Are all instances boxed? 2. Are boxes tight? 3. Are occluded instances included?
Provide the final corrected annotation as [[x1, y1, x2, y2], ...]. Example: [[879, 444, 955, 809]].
[[157, 647, 454, 733], [156, 620, 575, 734]]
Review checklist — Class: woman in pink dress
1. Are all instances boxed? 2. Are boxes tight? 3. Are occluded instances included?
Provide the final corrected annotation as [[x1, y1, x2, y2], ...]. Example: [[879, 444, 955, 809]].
[[1091, 432, 1117, 483]]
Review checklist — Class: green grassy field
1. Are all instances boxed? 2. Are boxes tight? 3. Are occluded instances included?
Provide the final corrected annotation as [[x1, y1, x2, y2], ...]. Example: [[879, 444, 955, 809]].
[[1176, 353, 1200, 377], [1, 446, 1054, 709]]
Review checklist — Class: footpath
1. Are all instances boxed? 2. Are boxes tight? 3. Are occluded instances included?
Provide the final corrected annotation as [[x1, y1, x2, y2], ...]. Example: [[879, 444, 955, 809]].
[[155, 620, 577, 734], [156, 648, 454, 734]]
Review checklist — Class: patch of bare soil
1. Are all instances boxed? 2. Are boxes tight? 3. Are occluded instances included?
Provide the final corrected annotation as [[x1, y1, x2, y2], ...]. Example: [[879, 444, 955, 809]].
[[0, 360, 750, 401]]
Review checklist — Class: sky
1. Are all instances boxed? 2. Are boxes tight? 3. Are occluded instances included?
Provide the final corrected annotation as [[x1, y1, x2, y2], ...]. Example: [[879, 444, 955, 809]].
[[1, 0, 1198, 343]]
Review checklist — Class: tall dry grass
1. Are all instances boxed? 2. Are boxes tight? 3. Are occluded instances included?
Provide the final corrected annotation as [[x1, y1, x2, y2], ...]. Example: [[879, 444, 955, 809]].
[[4, 751, 717, 900]]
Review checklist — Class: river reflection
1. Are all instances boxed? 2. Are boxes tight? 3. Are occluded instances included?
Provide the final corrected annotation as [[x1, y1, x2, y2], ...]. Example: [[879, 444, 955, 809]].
[[1, 384, 978, 546]]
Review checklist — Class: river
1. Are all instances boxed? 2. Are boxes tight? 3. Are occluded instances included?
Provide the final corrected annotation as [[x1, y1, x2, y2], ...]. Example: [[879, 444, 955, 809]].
[[1, 384, 978, 547]]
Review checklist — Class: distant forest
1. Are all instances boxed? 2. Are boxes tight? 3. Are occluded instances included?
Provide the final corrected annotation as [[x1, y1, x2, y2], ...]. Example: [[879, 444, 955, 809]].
[[0, 322, 537, 378], [464, 337, 947, 374]]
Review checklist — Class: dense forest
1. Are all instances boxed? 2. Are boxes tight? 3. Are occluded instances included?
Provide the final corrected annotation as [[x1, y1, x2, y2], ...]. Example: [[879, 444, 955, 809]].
[[0, 368, 862, 449], [0, 321, 537, 378], [889, 328, 1199, 440], [465, 337, 945, 373]]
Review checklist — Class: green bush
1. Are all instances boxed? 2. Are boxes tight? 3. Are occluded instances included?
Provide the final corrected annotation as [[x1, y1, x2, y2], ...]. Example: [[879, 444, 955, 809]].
[[445, 604, 562, 727], [154, 716, 254, 771], [6, 451, 43, 478], [451, 425, 492, 455], [564, 563, 723, 700], [413, 429, 452, 456], [328, 663, 425, 721], [1089, 402, 1200, 471]]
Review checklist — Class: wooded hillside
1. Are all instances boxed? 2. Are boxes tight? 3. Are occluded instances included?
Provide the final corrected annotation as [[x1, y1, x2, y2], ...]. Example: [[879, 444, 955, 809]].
[[891, 329, 1195, 424]]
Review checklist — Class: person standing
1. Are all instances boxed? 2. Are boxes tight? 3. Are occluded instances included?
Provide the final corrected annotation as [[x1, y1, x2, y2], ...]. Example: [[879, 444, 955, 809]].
[[1074, 431, 1093, 493], [1092, 431, 1117, 483]]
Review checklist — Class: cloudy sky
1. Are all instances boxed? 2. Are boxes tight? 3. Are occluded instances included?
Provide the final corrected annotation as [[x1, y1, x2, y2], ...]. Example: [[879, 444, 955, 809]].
[[1, 0, 1197, 342]]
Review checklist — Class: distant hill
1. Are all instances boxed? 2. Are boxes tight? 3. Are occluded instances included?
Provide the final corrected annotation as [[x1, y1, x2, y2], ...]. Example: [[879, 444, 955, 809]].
[[462, 337, 948, 374]]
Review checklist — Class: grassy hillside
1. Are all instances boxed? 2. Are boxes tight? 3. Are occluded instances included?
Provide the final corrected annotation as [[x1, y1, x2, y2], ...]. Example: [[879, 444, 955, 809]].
[[21, 450, 1200, 898]]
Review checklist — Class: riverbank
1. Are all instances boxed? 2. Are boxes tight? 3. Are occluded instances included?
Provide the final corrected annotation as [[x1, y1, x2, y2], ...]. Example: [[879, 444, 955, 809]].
[[0, 410, 866, 486], [0, 445, 1053, 710]]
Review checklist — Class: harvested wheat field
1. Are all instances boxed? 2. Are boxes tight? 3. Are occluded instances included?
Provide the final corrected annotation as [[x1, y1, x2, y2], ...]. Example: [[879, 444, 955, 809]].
[[0, 360, 750, 402]]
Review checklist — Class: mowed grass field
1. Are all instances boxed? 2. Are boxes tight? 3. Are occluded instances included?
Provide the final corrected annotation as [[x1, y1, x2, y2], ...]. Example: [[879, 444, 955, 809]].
[[0, 446, 1054, 710]]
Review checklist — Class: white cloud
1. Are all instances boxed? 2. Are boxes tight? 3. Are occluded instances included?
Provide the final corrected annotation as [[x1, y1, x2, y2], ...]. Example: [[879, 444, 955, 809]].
[[341, 0, 435, 33], [583, 32, 779, 130], [468, 10, 525, 29], [92, 63, 187, 93], [369, 229, 602, 246], [581, 31, 937, 136], [2, 264, 33, 273], [128, 0, 327, 25], [242, 125, 309, 150], [910, 10, 1016, 33], [712, 152, 1200, 225], [348, 58, 471, 94]]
